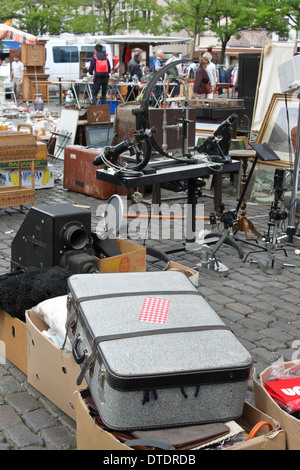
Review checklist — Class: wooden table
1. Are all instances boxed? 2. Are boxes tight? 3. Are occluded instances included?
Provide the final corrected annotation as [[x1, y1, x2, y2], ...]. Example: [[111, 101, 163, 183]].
[[229, 149, 261, 239], [30, 80, 91, 105], [216, 83, 233, 98]]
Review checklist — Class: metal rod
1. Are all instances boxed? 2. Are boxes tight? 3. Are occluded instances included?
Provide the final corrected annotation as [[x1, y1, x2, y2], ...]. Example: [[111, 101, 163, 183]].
[[124, 214, 216, 220]]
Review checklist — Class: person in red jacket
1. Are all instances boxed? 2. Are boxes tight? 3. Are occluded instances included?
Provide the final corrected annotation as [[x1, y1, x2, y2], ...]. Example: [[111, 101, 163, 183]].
[[88, 44, 111, 106]]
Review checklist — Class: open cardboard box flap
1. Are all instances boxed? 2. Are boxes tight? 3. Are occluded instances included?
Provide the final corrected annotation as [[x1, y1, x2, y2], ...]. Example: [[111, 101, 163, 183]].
[[254, 365, 300, 450]]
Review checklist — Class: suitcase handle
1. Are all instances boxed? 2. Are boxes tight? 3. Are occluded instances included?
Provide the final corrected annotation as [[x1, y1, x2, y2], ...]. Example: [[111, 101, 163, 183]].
[[72, 334, 88, 364], [17, 123, 33, 134]]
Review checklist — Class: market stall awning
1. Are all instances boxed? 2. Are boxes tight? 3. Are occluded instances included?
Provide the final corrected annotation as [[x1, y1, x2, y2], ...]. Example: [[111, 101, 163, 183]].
[[1, 40, 21, 50], [65, 34, 193, 46], [0, 24, 37, 45]]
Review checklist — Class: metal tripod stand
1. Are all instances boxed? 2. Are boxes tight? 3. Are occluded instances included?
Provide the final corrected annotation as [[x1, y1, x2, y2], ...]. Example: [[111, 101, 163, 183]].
[[196, 209, 243, 277], [278, 92, 300, 244], [247, 169, 295, 274]]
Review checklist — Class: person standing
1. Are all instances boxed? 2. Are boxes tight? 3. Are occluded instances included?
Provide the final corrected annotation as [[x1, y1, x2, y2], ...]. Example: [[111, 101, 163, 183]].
[[193, 56, 212, 98], [165, 52, 182, 103], [125, 50, 143, 101], [203, 52, 217, 97], [11, 54, 24, 104], [152, 49, 164, 107], [88, 44, 111, 106]]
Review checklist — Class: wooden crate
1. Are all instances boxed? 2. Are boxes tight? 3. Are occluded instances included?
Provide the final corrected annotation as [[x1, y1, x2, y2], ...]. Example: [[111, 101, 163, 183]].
[[21, 42, 46, 67]]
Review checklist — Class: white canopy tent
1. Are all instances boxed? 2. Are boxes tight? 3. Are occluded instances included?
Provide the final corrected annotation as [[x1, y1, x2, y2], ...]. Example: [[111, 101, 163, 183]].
[[61, 34, 194, 47], [58, 33, 194, 74]]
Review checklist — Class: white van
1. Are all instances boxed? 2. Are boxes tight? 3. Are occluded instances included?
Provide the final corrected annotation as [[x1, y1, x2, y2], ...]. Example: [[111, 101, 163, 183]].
[[44, 40, 113, 83]]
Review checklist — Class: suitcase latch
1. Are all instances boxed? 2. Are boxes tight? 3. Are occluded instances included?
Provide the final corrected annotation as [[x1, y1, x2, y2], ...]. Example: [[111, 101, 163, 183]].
[[98, 364, 106, 404]]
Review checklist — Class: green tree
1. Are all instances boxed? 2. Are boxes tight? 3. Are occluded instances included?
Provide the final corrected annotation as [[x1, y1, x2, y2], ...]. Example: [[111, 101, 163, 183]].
[[205, 0, 291, 63], [259, 0, 299, 32], [81, 0, 166, 35], [164, 0, 292, 63], [128, 0, 167, 35], [0, 0, 166, 36], [0, 1, 22, 25], [164, 0, 216, 58], [206, 0, 256, 63], [18, 0, 67, 35]]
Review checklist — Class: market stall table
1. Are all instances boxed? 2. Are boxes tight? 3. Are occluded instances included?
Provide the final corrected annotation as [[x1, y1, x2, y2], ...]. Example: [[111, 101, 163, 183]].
[[108, 82, 148, 104], [96, 158, 240, 244]]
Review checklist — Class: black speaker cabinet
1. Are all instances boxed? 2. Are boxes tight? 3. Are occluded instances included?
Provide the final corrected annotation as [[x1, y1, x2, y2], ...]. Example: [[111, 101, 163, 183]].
[[11, 203, 95, 272], [238, 53, 261, 132]]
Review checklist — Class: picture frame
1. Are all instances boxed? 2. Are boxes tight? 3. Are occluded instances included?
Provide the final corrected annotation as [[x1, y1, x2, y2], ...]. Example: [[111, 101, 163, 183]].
[[256, 93, 299, 162], [54, 109, 79, 160], [249, 162, 300, 204]]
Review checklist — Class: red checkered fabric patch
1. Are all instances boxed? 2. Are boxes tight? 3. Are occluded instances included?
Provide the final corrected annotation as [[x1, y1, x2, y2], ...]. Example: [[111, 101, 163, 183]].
[[139, 297, 170, 324]]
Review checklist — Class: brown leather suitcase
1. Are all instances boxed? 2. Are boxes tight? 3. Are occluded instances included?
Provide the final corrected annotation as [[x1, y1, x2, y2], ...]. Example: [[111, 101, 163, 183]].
[[63, 145, 129, 199]]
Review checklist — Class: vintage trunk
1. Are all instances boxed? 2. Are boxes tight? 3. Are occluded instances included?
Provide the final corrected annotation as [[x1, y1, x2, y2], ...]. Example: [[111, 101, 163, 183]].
[[63, 145, 128, 199], [65, 271, 253, 430]]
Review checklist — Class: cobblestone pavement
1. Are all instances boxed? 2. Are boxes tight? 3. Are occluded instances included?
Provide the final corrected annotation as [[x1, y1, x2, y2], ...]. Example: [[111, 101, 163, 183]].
[[0, 109, 300, 449]]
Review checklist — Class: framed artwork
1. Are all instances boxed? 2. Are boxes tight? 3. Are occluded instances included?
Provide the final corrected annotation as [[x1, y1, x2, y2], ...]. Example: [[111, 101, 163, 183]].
[[249, 162, 300, 204], [194, 130, 214, 147], [256, 93, 299, 162], [54, 109, 79, 160]]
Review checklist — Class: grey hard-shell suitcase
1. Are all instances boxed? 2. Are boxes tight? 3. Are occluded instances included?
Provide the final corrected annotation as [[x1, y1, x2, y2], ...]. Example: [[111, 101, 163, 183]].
[[65, 271, 253, 430]]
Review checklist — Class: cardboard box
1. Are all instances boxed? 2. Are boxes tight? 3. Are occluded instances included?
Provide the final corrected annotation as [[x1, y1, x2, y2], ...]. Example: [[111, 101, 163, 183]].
[[254, 363, 300, 450], [0, 310, 27, 375], [87, 104, 110, 124], [97, 239, 146, 273], [226, 401, 285, 451], [0, 164, 54, 189], [26, 309, 86, 420], [76, 389, 130, 450], [75, 389, 285, 450], [35, 140, 47, 161], [164, 261, 199, 287]]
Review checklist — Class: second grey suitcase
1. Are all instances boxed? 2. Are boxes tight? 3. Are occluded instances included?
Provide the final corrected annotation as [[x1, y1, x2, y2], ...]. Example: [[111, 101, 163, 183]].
[[65, 271, 253, 430]]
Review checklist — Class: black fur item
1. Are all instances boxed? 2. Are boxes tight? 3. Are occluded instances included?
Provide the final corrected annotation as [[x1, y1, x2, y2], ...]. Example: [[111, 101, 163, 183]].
[[0, 266, 72, 322]]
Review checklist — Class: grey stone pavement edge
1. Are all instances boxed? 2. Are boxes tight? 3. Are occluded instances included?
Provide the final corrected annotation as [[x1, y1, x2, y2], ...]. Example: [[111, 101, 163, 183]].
[[0, 103, 300, 449]]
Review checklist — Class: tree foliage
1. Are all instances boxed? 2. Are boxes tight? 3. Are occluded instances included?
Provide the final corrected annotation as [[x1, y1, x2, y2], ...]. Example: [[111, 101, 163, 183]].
[[164, 0, 294, 63], [260, 0, 299, 30], [0, 0, 166, 36], [0, 0, 297, 62], [164, 0, 216, 58]]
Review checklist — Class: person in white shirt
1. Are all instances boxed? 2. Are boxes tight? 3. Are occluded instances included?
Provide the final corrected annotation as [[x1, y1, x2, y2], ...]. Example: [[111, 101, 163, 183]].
[[165, 52, 182, 104], [11, 54, 24, 104], [203, 52, 218, 97]]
